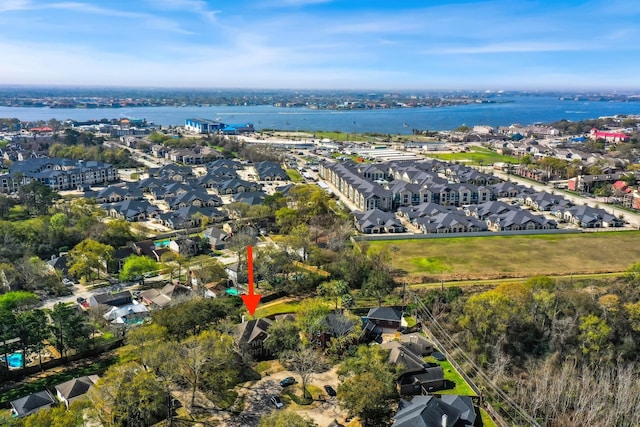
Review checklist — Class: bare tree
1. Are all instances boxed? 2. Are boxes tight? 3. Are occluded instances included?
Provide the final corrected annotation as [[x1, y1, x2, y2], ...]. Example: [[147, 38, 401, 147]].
[[282, 347, 328, 400]]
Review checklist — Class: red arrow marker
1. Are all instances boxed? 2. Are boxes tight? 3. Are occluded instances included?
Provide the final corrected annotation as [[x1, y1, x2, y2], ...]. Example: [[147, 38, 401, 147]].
[[241, 245, 262, 316]]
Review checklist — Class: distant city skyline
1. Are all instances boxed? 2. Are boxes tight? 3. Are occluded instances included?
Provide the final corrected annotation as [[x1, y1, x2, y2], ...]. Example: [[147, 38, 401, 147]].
[[1, 0, 639, 91]]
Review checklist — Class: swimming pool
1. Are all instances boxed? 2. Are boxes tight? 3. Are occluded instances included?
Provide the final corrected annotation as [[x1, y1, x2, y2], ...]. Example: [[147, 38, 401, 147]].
[[225, 288, 240, 296], [154, 239, 170, 248], [2, 352, 23, 368]]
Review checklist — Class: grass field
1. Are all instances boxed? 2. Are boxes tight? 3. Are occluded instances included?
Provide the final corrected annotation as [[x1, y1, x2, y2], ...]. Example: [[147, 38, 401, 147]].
[[253, 300, 301, 318], [286, 168, 304, 182], [424, 146, 518, 165], [366, 231, 640, 281]]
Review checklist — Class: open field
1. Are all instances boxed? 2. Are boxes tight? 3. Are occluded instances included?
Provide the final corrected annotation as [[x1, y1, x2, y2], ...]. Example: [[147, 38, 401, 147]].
[[424, 146, 518, 165], [365, 231, 640, 282]]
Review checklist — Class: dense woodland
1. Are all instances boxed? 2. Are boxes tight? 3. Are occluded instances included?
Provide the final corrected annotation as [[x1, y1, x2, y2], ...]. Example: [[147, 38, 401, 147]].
[[415, 271, 640, 426]]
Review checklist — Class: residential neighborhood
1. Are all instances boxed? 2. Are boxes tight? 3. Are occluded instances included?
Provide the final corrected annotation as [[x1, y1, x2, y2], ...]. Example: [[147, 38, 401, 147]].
[[1, 111, 640, 427]]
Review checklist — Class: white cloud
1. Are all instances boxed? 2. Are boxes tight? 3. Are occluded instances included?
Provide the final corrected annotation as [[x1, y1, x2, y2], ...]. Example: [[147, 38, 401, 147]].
[[422, 41, 597, 55], [145, 0, 220, 22], [43, 2, 194, 34], [258, 0, 334, 8], [0, 0, 31, 12]]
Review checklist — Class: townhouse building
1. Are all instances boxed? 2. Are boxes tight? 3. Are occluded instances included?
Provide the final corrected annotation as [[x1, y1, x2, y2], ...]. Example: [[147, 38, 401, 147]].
[[1, 158, 118, 192]]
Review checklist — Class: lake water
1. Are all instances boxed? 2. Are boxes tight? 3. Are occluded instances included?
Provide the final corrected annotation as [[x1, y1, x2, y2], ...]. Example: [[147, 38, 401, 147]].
[[1, 96, 640, 134]]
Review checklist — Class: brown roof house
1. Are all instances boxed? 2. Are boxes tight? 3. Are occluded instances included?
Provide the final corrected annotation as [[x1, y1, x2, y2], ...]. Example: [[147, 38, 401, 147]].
[[234, 318, 273, 359], [140, 284, 191, 310]]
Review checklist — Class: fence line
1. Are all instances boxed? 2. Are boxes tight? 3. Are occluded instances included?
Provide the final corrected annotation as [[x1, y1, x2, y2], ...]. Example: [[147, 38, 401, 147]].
[[353, 228, 581, 241]]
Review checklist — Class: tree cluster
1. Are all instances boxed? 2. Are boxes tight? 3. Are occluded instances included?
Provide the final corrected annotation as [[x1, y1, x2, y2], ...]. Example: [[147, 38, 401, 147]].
[[419, 269, 640, 425], [0, 292, 96, 380]]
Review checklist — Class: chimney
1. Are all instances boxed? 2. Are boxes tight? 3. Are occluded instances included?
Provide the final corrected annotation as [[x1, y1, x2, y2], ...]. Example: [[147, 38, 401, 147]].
[[441, 414, 448, 427], [241, 315, 246, 323]]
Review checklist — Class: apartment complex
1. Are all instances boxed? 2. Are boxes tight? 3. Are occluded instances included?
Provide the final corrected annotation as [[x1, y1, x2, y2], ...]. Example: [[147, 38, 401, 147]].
[[1, 158, 119, 192]]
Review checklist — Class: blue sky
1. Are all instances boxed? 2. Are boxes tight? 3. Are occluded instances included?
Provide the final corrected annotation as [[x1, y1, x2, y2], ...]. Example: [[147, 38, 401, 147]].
[[0, 0, 639, 90]]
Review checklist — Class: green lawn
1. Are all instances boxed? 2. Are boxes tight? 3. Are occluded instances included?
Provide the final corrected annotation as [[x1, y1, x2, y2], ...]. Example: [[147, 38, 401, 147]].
[[480, 408, 499, 427], [431, 358, 477, 397], [425, 146, 518, 165], [286, 168, 304, 182], [367, 232, 640, 281], [253, 300, 301, 318]]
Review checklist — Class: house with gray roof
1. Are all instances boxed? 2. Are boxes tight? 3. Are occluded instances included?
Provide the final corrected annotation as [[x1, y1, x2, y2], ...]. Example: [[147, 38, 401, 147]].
[[103, 199, 160, 222], [158, 205, 225, 230], [232, 191, 267, 206], [490, 181, 523, 198], [445, 164, 500, 186], [89, 290, 132, 308], [207, 158, 242, 169], [167, 189, 222, 210], [561, 205, 624, 228], [151, 181, 192, 200], [354, 209, 405, 234], [216, 178, 261, 194], [487, 210, 557, 232], [414, 212, 488, 234], [136, 176, 166, 193], [10, 390, 56, 418], [132, 239, 169, 263], [465, 200, 515, 220], [93, 183, 144, 203], [55, 375, 99, 408], [197, 167, 239, 188], [525, 192, 572, 212], [254, 161, 289, 181], [391, 395, 476, 427], [398, 202, 457, 221], [367, 307, 404, 330], [154, 164, 194, 182]]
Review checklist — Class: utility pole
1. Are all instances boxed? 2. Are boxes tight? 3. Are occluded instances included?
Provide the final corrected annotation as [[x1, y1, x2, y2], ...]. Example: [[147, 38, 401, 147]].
[[402, 280, 406, 310]]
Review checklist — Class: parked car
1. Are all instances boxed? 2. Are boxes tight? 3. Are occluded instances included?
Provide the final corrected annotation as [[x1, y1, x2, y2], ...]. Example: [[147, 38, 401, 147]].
[[270, 395, 284, 409], [324, 385, 337, 397], [62, 278, 74, 287], [280, 377, 296, 387]]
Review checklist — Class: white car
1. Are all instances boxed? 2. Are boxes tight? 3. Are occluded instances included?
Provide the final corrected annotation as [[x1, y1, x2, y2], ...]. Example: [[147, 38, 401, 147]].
[[270, 395, 284, 409]]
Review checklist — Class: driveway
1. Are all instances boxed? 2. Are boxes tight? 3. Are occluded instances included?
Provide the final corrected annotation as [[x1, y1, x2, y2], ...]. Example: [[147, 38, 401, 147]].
[[217, 371, 290, 427], [218, 365, 347, 427]]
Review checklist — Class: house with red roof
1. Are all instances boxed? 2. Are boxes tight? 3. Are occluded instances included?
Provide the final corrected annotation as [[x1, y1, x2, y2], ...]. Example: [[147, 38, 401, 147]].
[[612, 180, 632, 194], [590, 128, 630, 143]]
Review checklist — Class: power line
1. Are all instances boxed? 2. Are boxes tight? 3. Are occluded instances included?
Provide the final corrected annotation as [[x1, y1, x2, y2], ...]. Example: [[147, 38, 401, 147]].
[[410, 292, 540, 427]]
